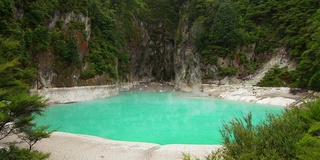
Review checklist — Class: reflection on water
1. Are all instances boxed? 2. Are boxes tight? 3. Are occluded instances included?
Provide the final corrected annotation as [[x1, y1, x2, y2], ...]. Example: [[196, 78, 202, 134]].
[[35, 92, 283, 145]]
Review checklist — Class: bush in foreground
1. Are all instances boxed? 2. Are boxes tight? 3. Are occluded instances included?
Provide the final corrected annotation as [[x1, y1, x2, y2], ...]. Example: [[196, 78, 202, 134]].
[[184, 99, 320, 160], [0, 145, 50, 160]]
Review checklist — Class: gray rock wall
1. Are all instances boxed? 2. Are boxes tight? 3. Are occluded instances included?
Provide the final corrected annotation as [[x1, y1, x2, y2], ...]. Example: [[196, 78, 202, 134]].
[[37, 11, 92, 89], [128, 19, 175, 82], [174, 15, 202, 92]]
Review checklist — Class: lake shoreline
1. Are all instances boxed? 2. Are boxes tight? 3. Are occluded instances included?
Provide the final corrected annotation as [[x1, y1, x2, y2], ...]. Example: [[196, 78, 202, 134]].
[[32, 82, 311, 107], [2, 132, 221, 160], [130, 83, 310, 107], [21, 83, 312, 160]]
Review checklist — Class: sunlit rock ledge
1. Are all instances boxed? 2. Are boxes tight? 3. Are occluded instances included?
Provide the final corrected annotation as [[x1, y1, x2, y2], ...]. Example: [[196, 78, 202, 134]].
[[201, 84, 309, 107], [30, 83, 137, 104]]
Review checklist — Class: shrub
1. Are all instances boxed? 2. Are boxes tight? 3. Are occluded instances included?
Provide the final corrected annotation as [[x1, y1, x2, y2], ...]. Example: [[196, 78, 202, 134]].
[[197, 99, 320, 160], [258, 65, 295, 87], [0, 145, 49, 160], [80, 69, 96, 80], [218, 67, 237, 77], [308, 71, 320, 91]]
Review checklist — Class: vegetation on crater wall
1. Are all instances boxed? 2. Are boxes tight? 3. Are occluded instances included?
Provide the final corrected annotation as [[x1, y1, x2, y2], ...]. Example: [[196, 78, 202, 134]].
[[1, 0, 143, 85], [257, 65, 295, 87], [2, 0, 320, 89], [188, 0, 320, 90]]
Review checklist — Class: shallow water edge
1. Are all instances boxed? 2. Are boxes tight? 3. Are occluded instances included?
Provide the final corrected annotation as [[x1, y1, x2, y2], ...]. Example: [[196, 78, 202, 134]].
[[30, 82, 308, 107]]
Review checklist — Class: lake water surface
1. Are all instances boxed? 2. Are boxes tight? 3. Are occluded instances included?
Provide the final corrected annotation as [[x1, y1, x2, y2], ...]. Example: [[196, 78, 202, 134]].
[[35, 92, 283, 145]]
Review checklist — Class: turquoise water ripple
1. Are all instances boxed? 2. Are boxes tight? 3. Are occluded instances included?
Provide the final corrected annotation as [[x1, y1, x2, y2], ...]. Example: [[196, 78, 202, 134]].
[[35, 92, 283, 145]]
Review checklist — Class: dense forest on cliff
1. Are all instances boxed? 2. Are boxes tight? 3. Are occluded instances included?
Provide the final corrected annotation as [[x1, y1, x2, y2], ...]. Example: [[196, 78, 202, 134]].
[[189, 0, 320, 90], [1, 0, 320, 90]]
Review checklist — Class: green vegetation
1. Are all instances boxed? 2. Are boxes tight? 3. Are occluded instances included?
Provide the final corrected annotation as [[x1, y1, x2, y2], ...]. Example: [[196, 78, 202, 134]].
[[218, 67, 237, 77], [258, 65, 295, 87], [0, 42, 51, 159], [191, 0, 241, 64], [1, 0, 320, 89], [218, 99, 320, 159], [239, 52, 257, 75], [143, 0, 184, 34], [184, 99, 320, 160], [0, 0, 145, 85], [189, 0, 320, 89], [1, 145, 49, 160]]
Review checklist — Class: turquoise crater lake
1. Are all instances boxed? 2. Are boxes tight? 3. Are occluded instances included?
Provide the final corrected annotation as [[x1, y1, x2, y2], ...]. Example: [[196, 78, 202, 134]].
[[35, 92, 283, 145]]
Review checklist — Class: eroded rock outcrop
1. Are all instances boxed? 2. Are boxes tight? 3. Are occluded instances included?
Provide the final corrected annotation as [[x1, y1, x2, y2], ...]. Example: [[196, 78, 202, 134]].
[[128, 19, 175, 82], [174, 13, 202, 92], [36, 11, 92, 89]]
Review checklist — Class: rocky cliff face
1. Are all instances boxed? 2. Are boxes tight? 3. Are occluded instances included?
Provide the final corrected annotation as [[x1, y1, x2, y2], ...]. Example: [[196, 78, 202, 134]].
[[33, 1, 296, 90], [128, 19, 175, 82], [174, 12, 202, 91], [36, 11, 91, 88], [36, 12, 177, 88], [36, 11, 116, 89]]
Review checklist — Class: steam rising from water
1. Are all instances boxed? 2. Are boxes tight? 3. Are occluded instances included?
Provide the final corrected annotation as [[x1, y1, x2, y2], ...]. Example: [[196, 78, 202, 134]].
[[35, 92, 283, 145]]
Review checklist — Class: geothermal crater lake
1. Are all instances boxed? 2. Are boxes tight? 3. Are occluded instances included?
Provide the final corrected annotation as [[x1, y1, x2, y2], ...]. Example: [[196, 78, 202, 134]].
[[35, 92, 283, 145]]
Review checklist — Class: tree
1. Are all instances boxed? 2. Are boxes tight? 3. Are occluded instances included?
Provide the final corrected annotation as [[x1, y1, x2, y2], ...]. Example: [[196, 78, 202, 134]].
[[0, 145, 49, 160], [192, 0, 241, 64], [209, 0, 240, 55], [0, 35, 50, 159], [295, 9, 320, 90], [17, 126, 52, 150], [257, 65, 289, 87]]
